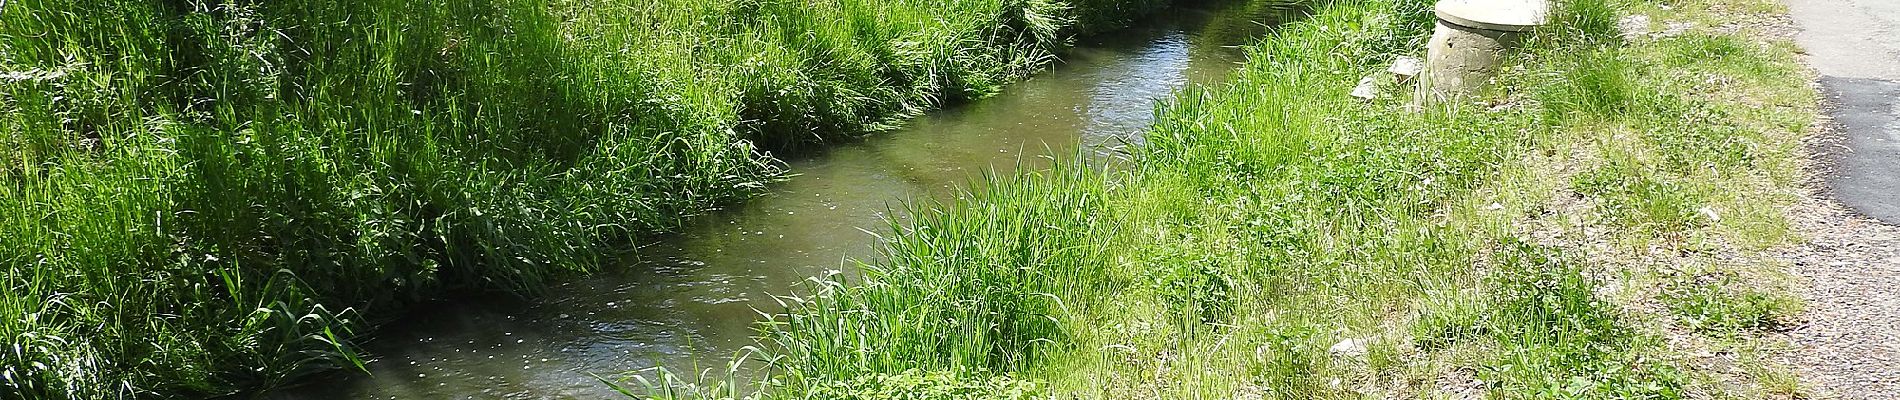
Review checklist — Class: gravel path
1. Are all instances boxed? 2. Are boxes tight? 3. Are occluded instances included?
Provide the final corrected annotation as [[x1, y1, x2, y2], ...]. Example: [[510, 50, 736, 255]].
[[1780, 194, 1900, 398]]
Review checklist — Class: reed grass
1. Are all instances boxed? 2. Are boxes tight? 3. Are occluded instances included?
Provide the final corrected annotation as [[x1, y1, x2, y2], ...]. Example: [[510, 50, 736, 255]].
[[0, 0, 1186, 397], [644, 0, 1819, 398]]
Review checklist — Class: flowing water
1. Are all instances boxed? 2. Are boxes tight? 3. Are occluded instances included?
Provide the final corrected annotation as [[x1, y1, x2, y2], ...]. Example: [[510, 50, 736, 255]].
[[277, 2, 1295, 398]]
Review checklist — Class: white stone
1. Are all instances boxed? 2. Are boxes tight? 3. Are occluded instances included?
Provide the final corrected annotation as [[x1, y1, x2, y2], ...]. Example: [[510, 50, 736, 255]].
[[1618, 15, 1653, 38], [1389, 56, 1424, 78], [1329, 337, 1370, 357], [1660, 21, 1695, 37], [1351, 75, 1380, 100]]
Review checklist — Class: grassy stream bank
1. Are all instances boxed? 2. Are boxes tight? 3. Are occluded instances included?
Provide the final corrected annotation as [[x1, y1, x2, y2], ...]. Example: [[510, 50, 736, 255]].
[[0, 0, 1184, 397], [663, 0, 1819, 398]]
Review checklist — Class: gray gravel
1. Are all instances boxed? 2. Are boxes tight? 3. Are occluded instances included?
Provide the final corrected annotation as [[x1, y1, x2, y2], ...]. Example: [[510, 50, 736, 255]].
[[1780, 193, 1900, 398]]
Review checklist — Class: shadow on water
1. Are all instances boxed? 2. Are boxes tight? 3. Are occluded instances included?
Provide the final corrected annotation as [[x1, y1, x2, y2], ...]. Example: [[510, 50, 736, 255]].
[[273, 2, 1303, 398]]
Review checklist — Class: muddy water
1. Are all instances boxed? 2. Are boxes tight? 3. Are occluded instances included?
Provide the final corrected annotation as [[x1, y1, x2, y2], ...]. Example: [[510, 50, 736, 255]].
[[277, 3, 1294, 398]]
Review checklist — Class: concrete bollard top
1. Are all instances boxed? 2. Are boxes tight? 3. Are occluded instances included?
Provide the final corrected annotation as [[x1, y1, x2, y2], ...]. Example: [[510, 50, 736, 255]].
[[1435, 0, 1550, 32]]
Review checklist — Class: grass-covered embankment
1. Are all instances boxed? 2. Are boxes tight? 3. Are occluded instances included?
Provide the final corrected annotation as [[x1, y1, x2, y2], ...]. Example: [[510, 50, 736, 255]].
[[689, 0, 1819, 397], [0, 0, 1184, 397]]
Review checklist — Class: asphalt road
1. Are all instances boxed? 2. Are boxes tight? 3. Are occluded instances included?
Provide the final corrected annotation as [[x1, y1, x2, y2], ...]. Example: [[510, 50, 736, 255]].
[[1785, 0, 1900, 224]]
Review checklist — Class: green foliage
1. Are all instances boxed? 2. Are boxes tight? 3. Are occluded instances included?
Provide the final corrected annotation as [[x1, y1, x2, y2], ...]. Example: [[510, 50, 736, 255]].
[[1546, 0, 1623, 46], [804, 369, 1042, 400], [1479, 242, 1686, 400], [1659, 32, 1798, 88], [1573, 160, 1708, 233], [1537, 49, 1648, 120], [1, 0, 1809, 396], [1661, 273, 1798, 334], [1412, 291, 1487, 351], [1666, 34, 1750, 63], [1152, 257, 1237, 325], [0, 0, 1183, 397], [1412, 243, 1688, 400]]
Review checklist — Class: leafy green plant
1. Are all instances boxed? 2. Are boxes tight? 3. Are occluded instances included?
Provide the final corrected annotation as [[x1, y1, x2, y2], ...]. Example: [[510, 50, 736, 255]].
[[804, 369, 1042, 400], [1662, 273, 1798, 334], [1480, 242, 1686, 400], [1153, 257, 1237, 325]]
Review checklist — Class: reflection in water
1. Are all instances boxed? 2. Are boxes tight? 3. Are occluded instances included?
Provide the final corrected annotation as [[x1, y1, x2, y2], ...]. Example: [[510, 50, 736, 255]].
[[1085, 31, 1193, 147], [275, 2, 1299, 399]]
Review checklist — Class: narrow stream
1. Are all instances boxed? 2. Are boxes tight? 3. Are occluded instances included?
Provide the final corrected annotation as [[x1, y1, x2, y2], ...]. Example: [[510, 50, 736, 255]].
[[277, 2, 1296, 398]]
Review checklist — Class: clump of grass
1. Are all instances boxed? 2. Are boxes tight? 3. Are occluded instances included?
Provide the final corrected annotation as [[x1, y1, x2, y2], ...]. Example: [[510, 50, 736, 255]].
[[1538, 49, 1648, 119], [1545, 0, 1623, 45], [765, 163, 1112, 387]]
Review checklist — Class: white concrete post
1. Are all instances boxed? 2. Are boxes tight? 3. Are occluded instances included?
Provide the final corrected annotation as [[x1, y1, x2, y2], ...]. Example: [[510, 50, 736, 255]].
[[1422, 0, 1549, 101]]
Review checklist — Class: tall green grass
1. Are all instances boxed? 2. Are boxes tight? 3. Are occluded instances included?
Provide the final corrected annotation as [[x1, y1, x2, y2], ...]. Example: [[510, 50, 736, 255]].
[[656, 0, 1817, 398], [0, 0, 1187, 398]]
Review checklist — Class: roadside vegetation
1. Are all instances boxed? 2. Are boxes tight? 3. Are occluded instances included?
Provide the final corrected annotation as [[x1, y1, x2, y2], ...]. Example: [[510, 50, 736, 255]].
[[637, 0, 1820, 398], [0, 0, 1185, 397]]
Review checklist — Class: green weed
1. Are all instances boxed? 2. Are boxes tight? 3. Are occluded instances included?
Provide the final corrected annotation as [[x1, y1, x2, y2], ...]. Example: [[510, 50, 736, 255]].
[[1661, 273, 1799, 334], [1481, 242, 1685, 400]]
